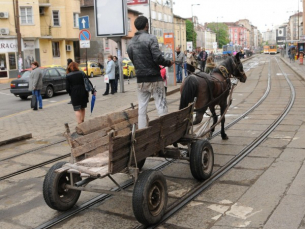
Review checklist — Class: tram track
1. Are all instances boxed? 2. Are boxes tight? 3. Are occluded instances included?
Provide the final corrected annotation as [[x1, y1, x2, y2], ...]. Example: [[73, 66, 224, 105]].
[[34, 56, 274, 229], [142, 56, 295, 229]]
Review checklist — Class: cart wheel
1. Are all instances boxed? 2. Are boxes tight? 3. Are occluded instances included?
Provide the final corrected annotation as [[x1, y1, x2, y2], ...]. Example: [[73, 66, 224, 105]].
[[137, 158, 146, 170], [132, 170, 167, 226], [43, 161, 82, 211], [190, 140, 214, 181]]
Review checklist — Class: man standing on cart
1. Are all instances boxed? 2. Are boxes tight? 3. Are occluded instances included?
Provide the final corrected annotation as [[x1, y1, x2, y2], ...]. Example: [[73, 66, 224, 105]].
[[127, 16, 174, 129]]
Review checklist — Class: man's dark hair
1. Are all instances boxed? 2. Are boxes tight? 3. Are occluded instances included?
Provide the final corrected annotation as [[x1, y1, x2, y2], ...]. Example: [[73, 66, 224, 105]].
[[134, 16, 148, 30]]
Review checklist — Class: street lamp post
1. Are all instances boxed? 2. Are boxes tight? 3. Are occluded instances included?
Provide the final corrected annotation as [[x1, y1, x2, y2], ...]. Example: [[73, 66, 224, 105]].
[[191, 4, 200, 50]]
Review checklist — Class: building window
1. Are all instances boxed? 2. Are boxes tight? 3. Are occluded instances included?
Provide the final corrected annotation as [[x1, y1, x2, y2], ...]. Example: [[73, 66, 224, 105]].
[[52, 10, 60, 26], [20, 7, 33, 24], [164, 14, 167, 22], [152, 11, 156, 20], [128, 18, 131, 31], [158, 12, 162, 21], [9, 53, 17, 70], [52, 42, 60, 57], [73, 13, 79, 28]]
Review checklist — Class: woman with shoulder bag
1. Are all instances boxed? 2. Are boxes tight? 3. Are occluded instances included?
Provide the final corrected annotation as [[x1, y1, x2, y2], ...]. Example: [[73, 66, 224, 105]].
[[103, 55, 115, 95], [66, 62, 96, 124]]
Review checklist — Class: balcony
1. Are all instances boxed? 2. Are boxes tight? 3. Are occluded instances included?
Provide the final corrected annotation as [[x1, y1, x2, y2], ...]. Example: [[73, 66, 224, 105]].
[[39, 0, 51, 7]]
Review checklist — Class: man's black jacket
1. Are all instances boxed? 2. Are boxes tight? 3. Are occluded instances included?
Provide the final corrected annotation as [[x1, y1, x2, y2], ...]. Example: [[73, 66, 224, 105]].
[[127, 30, 171, 83]]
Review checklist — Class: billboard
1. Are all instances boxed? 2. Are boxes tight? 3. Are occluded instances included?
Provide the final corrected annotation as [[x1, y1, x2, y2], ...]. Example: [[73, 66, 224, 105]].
[[127, 0, 148, 5], [94, 0, 128, 37]]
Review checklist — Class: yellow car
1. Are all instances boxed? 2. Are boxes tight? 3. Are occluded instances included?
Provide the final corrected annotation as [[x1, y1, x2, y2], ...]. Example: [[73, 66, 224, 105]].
[[122, 59, 135, 78], [79, 62, 102, 78]]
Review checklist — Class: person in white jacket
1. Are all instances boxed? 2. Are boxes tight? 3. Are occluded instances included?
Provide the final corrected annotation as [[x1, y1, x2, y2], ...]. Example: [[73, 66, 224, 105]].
[[103, 55, 115, 95]]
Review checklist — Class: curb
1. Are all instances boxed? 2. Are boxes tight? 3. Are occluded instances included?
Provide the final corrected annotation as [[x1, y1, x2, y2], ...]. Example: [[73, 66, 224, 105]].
[[0, 133, 32, 146]]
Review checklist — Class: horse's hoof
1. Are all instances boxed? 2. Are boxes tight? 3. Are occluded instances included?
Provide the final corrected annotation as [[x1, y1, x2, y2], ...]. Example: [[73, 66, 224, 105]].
[[222, 135, 229, 140]]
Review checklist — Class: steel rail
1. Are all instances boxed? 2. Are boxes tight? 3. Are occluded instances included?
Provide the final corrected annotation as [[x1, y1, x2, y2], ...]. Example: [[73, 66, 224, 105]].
[[145, 56, 295, 229]]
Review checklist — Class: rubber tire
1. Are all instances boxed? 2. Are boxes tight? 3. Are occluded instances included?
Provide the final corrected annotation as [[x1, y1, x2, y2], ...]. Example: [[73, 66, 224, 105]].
[[190, 140, 214, 181], [20, 96, 28, 100], [90, 72, 94, 78], [43, 161, 82, 211], [45, 86, 54, 98], [130, 72, 133, 78], [132, 170, 167, 226]]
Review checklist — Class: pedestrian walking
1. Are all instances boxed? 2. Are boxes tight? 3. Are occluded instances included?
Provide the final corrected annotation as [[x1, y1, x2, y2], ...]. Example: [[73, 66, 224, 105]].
[[28, 61, 43, 110], [127, 16, 174, 129], [183, 50, 188, 78], [175, 46, 184, 83], [113, 56, 119, 93], [198, 48, 208, 72], [67, 58, 73, 104], [205, 56, 216, 74], [291, 48, 296, 62], [103, 55, 115, 95], [66, 62, 95, 124]]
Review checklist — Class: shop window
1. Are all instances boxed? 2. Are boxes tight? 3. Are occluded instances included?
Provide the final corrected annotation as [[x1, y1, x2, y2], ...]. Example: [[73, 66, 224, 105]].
[[9, 53, 17, 70], [52, 10, 60, 26], [52, 42, 60, 57], [20, 6, 33, 24]]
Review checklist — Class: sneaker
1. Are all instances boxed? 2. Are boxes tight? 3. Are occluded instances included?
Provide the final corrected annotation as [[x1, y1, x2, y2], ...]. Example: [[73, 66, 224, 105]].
[[39, 107, 43, 109], [68, 101, 72, 104]]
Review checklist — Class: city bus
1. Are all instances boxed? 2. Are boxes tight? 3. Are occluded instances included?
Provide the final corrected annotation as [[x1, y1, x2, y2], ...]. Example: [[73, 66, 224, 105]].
[[269, 45, 277, 54], [263, 45, 269, 54]]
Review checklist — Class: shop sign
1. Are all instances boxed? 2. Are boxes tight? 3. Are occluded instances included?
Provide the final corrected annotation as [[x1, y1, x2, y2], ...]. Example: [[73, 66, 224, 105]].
[[23, 41, 35, 50], [0, 39, 18, 52]]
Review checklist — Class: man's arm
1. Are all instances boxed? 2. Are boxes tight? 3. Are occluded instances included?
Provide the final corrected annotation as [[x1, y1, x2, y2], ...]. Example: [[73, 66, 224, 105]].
[[150, 36, 172, 67]]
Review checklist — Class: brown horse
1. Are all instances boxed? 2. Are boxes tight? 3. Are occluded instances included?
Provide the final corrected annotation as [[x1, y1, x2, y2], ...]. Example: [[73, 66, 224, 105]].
[[179, 53, 247, 140]]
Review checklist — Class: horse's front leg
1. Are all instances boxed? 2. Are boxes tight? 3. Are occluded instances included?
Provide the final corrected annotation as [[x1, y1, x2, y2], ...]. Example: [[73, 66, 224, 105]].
[[220, 104, 228, 140]]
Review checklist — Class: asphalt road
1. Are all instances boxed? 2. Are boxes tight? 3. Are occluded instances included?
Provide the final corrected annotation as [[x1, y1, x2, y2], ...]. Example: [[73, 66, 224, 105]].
[[0, 76, 136, 118]]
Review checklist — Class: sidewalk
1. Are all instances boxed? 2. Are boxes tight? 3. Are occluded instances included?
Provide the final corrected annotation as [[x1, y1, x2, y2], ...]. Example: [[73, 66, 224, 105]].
[[0, 77, 180, 143], [280, 54, 305, 80]]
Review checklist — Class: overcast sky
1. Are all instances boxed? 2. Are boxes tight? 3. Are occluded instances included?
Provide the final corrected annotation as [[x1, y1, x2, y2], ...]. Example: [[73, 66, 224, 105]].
[[172, 0, 303, 32]]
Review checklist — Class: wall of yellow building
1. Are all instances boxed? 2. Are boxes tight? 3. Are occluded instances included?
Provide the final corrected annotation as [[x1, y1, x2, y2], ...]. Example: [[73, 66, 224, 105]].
[[1, 1, 17, 36], [19, 0, 41, 38], [39, 39, 75, 67]]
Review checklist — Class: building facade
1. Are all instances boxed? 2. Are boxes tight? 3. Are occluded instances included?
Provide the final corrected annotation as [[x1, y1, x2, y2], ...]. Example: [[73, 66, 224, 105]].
[[226, 22, 247, 48], [288, 12, 303, 40], [173, 15, 186, 51], [0, 0, 80, 78]]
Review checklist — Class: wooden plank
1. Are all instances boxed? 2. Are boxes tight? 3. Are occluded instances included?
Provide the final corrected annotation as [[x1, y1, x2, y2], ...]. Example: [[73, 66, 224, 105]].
[[72, 135, 109, 158], [84, 145, 109, 159], [162, 119, 189, 136], [109, 131, 160, 162], [76, 109, 138, 135], [111, 117, 138, 132], [110, 141, 159, 174], [64, 163, 103, 177], [70, 129, 108, 148], [163, 121, 189, 146]]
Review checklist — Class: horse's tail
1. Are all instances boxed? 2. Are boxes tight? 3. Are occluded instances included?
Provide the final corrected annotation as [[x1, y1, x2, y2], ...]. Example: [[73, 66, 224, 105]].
[[179, 75, 198, 110]]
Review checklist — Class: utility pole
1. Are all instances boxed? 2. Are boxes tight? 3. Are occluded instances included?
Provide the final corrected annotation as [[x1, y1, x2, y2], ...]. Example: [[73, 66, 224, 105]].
[[15, 0, 22, 71]]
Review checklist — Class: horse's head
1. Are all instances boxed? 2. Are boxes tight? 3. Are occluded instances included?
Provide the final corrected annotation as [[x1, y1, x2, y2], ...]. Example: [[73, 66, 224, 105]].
[[232, 52, 247, 83]]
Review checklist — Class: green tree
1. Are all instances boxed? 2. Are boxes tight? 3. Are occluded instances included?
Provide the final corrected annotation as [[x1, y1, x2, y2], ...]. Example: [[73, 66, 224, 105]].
[[206, 23, 230, 48], [186, 20, 197, 48]]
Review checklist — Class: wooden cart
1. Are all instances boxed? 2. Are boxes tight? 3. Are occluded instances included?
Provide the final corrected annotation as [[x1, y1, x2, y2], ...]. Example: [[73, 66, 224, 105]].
[[43, 102, 214, 226]]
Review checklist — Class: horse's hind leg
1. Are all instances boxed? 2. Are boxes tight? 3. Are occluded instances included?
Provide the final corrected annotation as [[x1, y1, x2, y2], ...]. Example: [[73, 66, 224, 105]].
[[220, 104, 228, 140], [209, 106, 218, 134]]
